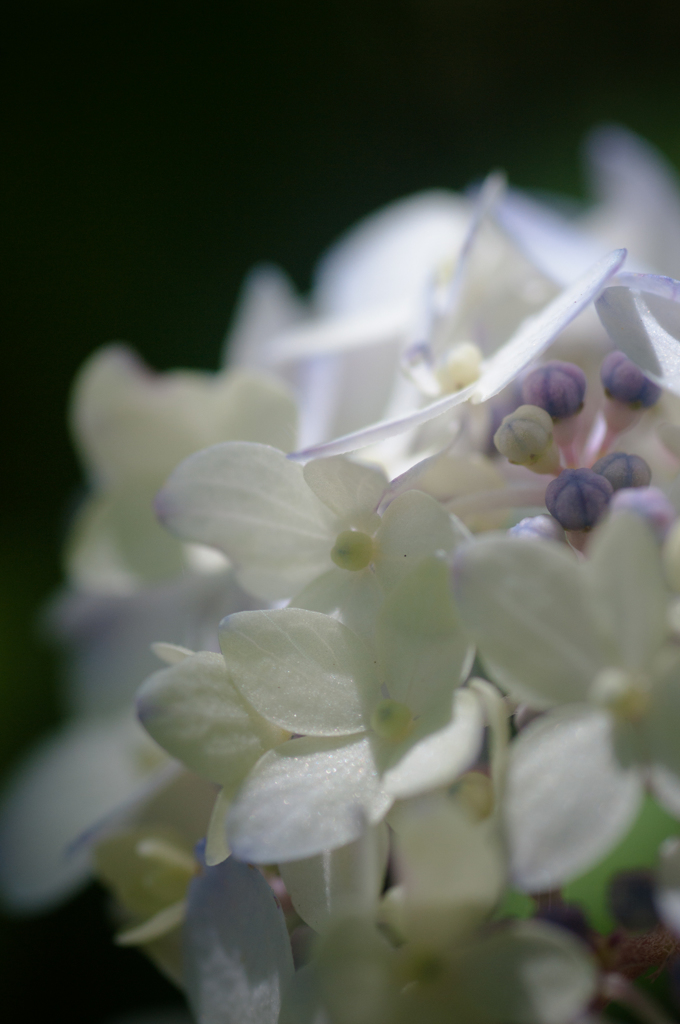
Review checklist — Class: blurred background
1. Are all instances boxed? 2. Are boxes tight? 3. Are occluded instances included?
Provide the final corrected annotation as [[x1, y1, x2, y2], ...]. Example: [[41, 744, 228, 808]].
[[3, 0, 680, 1019]]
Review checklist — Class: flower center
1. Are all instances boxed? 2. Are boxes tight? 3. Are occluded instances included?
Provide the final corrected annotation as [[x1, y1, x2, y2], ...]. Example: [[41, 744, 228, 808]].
[[590, 668, 651, 722], [435, 341, 482, 394], [370, 699, 414, 742], [331, 529, 374, 571]]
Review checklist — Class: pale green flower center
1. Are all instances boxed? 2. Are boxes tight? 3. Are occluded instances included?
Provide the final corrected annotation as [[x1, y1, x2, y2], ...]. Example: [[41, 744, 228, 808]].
[[435, 341, 483, 394], [370, 699, 415, 742], [590, 668, 651, 722], [331, 529, 374, 571]]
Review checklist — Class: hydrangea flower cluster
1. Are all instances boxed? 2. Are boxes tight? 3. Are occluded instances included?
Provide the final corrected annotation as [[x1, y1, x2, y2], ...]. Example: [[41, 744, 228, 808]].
[[4, 126, 680, 1023]]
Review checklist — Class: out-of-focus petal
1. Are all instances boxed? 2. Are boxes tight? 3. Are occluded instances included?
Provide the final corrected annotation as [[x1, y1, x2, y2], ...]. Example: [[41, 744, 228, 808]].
[[183, 856, 294, 1024], [303, 456, 387, 530], [219, 609, 379, 737], [156, 442, 337, 600], [291, 567, 384, 643], [137, 651, 289, 789], [226, 736, 392, 863], [656, 836, 680, 935], [505, 706, 643, 892], [279, 823, 389, 933], [453, 536, 605, 707]]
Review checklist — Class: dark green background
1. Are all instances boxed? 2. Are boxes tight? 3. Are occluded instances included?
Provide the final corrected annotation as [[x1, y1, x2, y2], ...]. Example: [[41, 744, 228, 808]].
[[2, 1, 680, 1019]]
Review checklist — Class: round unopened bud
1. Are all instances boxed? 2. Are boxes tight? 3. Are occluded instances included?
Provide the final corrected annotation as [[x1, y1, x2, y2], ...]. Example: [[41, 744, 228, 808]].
[[521, 361, 586, 420], [591, 452, 652, 491], [545, 468, 613, 531], [509, 514, 566, 543], [493, 404, 554, 465], [610, 487, 676, 541], [370, 699, 414, 742], [600, 350, 662, 409], [608, 870, 659, 932], [331, 530, 374, 571], [436, 341, 483, 393]]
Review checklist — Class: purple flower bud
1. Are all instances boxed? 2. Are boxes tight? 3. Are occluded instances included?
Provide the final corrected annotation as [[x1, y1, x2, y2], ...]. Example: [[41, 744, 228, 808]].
[[521, 361, 587, 420], [545, 468, 613, 532], [607, 870, 659, 932], [535, 903, 591, 942], [591, 452, 652, 491], [509, 515, 566, 543], [610, 486, 676, 540], [600, 350, 662, 408]]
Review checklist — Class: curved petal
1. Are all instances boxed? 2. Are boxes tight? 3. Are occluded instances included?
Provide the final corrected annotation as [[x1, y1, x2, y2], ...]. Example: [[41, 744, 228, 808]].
[[156, 442, 337, 600], [291, 567, 384, 643], [184, 856, 294, 1024], [226, 736, 393, 863], [0, 715, 167, 912], [279, 823, 389, 933], [137, 651, 289, 789], [219, 609, 380, 736], [375, 490, 460, 592], [455, 919, 597, 1024], [505, 706, 643, 892], [382, 689, 483, 799], [453, 536, 605, 707], [303, 456, 387, 529]]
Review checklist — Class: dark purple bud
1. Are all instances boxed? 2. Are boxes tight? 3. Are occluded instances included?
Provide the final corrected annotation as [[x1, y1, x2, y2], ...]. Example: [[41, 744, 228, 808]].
[[545, 469, 613, 532], [608, 869, 659, 932], [610, 486, 676, 540], [509, 515, 566, 543], [600, 350, 662, 408], [535, 903, 591, 942], [591, 452, 652, 491], [521, 361, 587, 420]]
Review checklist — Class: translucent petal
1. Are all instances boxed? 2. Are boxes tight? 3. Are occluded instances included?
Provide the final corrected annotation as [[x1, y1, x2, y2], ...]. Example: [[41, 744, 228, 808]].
[[382, 689, 483, 799], [137, 651, 289, 789], [314, 917, 398, 1024], [453, 536, 606, 707], [376, 557, 472, 714], [375, 490, 460, 592], [0, 715, 168, 912], [219, 608, 380, 736], [226, 735, 393, 863], [261, 306, 408, 364], [183, 856, 294, 1024], [71, 345, 298, 487], [291, 567, 384, 642], [505, 706, 643, 892], [205, 787, 231, 867], [455, 919, 597, 1024], [279, 823, 389, 932], [225, 263, 306, 368], [156, 442, 337, 600], [289, 250, 625, 460], [392, 793, 505, 947], [586, 513, 667, 671], [303, 456, 387, 529]]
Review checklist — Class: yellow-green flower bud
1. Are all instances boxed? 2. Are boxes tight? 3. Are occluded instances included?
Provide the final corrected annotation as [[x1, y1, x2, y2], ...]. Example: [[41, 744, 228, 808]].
[[493, 404, 560, 473], [370, 699, 414, 742], [331, 529, 374, 571], [435, 341, 483, 394]]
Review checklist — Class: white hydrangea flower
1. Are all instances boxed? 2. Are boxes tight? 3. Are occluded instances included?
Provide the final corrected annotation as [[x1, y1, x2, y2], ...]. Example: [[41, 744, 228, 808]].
[[453, 511, 680, 892]]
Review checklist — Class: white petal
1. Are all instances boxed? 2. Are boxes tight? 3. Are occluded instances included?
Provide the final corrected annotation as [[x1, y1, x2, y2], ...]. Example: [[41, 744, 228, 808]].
[[453, 536, 605, 707], [156, 442, 337, 600], [279, 823, 389, 932], [303, 456, 387, 528], [375, 489, 460, 592], [219, 609, 379, 736], [226, 735, 393, 863], [456, 919, 597, 1024], [586, 513, 667, 671], [184, 856, 294, 1024], [261, 306, 408, 364], [505, 705, 643, 892], [656, 836, 680, 935], [392, 793, 505, 947], [376, 556, 472, 715], [383, 689, 483, 799], [646, 663, 680, 804], [205, 787, 231, 867], [48, 569, 256, 716], [596, 277, 680, 394], [291, 567, 384, 643], [289, 249, 625, 460], [0, 715, 167, 912], [225, 263, 306, 369], [137, 651, 289, 789]]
